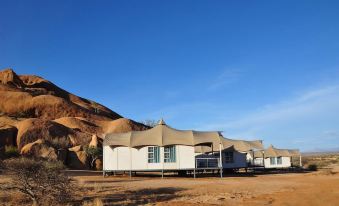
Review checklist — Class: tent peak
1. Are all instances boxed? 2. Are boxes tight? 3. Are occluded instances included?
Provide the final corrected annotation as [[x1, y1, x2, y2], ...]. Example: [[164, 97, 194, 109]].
[[158, 118, 166, 125]]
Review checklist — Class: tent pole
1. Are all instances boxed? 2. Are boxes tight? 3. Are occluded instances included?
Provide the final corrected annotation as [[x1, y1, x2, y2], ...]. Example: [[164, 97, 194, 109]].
[[129, 147, 132, 179], [162, 147, 164, 179], [262, 151, 265, 169], [252, 150, 255, 167], [219, 143, 223, 178]]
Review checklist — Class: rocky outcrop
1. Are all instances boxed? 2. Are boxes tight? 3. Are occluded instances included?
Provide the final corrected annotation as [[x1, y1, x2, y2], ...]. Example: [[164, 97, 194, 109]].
[[0, 68, 149, 169]]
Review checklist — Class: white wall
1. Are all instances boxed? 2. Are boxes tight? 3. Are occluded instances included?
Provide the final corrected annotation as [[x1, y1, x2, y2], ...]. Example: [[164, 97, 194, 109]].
[[255, 157, 291, 168], [103, 145, 195, 171]]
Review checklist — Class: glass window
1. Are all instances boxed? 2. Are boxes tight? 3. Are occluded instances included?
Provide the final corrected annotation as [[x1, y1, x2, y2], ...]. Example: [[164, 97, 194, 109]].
[[164, 146, 176, 163], [270, 157, 276, 165], [277, 156, 282, 165], [148, 146, 160, 163], [224, 152, 234, 163]]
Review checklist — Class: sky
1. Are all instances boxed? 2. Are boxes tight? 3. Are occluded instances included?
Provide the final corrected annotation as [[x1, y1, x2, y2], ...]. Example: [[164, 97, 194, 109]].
[[1, 0, 339, 152]]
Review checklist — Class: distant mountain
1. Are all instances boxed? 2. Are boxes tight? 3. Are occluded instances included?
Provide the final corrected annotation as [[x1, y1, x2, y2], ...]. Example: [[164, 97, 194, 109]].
[[0, 68, 148, 169]]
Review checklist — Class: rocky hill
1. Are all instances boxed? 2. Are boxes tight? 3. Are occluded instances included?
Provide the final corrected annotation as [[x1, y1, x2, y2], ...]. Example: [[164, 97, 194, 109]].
[[0, 68, 148, 169]]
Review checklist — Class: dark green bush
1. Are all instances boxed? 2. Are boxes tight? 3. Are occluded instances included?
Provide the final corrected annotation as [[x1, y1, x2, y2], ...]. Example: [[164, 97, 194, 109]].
[[308, 164, 318, 171]]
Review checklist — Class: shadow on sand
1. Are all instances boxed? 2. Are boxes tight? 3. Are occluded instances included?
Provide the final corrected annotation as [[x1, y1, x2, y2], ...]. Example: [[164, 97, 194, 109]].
[[81, 187, 185, 205]]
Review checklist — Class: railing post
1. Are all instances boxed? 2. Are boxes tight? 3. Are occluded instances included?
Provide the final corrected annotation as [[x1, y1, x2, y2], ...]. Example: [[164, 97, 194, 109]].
[[194, 158, 196, 178]]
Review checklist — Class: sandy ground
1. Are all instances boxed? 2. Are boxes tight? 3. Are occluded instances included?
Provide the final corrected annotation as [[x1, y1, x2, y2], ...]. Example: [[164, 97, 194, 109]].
[[71, 165, 339, 206], [1, 165, 338, 205]]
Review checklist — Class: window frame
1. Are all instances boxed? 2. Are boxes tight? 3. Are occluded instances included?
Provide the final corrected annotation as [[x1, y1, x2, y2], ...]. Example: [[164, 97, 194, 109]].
[[277, 156, 282, 165], [270, 157, 277, 165], [164, 145, 176, 163], [148, 146, 160, 163], [224, 151, 234, 164]]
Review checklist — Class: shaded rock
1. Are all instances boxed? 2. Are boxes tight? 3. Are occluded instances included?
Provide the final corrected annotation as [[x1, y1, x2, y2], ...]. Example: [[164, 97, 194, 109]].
[[67, 146, 89, 169], [69, 145, 82, 152], [0, 125, 17, 147], [16, 118, 73, 150], [21, 139, 58, 161], [57, 148, 68, 163]]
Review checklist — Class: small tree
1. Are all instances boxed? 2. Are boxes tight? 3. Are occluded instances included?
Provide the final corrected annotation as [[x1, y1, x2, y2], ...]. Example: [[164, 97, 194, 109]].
[[84, 146, 102, 169], [0, 158, 73, 206], [141, 119, 157, 127]]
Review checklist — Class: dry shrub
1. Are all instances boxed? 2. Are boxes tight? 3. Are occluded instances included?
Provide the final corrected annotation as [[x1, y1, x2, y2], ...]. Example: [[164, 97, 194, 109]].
[[0, 157, 74, 206], [308, 164, 318, 171]]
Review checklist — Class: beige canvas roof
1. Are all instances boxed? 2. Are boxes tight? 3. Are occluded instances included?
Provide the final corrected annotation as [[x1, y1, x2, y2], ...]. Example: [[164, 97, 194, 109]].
[[104, 119, 264, 153], [254, 145, 299, 158], [104, 119, 227, 148], [222, 138, 264, 152]]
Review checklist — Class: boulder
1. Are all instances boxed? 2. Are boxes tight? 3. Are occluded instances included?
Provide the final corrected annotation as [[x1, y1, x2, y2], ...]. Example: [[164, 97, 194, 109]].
[[94, 159, 103, 171], [89, 134, 98, 148], [67, 145, 89, 169], [21, 139, 58, 161]]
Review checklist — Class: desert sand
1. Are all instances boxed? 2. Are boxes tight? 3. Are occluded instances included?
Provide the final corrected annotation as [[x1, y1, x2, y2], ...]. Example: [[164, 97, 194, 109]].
[[68, 165, 339, 206]]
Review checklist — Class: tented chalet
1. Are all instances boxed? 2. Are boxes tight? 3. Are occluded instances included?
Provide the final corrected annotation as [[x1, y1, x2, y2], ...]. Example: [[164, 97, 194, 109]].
[[103, 119, 264, 177], [253, 145, 301, 169]]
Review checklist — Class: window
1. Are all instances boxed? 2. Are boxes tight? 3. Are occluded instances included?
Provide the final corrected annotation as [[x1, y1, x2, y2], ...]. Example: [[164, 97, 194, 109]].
[[224, 152, 234, 163], [148, 146, 160, 163], [277, 157, 282, 165], [270, 157, 276, 165], [164, 146, 176, 163]]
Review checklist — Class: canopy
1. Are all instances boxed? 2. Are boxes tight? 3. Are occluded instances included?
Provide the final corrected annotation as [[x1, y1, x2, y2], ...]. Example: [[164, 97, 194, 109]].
[[104, 119, 227, 148], [222, 138, 264, 152], [104, 119, 264, 153], [254, 145, 299, 158]]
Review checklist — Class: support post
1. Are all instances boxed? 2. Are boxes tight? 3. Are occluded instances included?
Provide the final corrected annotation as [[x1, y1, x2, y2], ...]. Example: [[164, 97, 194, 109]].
[[219, 143, 223, 178], [162, 147, 164, 179], [252, 150, 255, 167], [299, 155, 302, 167], [262, 151, 265, 168], [129, 147, 132, 179]]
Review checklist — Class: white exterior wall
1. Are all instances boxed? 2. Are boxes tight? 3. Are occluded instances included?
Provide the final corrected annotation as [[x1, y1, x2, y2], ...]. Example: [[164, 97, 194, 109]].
[[255, 157, 291, 168], [103, 145, 195, 171]]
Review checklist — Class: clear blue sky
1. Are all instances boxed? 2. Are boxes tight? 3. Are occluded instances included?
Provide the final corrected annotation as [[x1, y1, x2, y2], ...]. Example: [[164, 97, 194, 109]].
[[1, 0, 339, 152]]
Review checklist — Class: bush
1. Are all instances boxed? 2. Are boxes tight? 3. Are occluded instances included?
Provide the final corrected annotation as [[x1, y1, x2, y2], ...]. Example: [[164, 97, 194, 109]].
[[4, 146, 19, 158], [0, 157, 74, 205], [308, 164, 318, 171]]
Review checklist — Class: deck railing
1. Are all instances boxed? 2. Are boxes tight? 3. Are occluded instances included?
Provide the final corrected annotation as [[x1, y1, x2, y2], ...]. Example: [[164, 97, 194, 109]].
[[195, 158, 220, 168]]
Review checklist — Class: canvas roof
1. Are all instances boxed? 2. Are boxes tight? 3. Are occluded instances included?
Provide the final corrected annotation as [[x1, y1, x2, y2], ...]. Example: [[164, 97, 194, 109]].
[[254, 145, 300, 158], [104, 119, 228, 148], [222, 138, 264, 152], [104, 119, 264, 152]]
